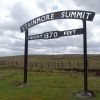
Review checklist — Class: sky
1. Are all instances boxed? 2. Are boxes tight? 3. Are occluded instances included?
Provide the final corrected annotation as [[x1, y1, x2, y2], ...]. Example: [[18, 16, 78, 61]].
[[0, 0, 100, 56]]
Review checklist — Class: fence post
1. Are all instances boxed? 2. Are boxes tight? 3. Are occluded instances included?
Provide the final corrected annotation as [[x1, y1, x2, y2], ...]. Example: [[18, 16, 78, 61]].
[[53, 62, 56, 69], [41, 62, 43, 70], [47, 62, 49, 70], [78, 60, 79, 68], [61, 61, 63, 69], [74, 60, 75, 68], [4, 60, 5, 65], [58, 63, 59, 70], [36, 62, 37, 70], [69, 60, 71, 68]]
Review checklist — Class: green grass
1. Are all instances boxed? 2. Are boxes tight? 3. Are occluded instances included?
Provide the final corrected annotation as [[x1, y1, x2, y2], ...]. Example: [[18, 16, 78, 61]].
[[0, 69, 100, 100]]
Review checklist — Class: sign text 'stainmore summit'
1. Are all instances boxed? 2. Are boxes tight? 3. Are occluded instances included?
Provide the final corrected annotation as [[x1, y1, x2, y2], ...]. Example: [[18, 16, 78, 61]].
[[20, 10, 95, 32]]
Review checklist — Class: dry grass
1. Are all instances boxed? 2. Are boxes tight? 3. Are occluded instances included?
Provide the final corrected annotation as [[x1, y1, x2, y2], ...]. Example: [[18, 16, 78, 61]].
[[0, 54, 100, 71]]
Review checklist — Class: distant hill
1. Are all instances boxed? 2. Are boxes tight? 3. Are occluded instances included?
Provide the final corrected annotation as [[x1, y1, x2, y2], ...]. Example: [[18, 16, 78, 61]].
[[0, 54, 100, 70]]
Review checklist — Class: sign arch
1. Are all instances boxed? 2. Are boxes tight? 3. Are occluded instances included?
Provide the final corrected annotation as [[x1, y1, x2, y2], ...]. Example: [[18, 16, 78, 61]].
[[20, 10, 95, 95], [20, 10, 95, 32]]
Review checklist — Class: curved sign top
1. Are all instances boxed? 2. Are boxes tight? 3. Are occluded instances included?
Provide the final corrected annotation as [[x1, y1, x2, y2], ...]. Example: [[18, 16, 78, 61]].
[[20, 10, 95, 32]]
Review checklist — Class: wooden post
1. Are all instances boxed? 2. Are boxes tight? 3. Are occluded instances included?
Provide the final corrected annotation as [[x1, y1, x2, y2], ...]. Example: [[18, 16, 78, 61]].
[[24, 30, 28, 84], [83, 20, 88, 93]]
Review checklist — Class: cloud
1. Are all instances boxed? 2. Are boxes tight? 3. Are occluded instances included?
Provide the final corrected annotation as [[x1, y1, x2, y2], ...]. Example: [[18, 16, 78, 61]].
[[0, 0, 99, 56], [74, 0, 100, 13], [10, 2, 31, 24]]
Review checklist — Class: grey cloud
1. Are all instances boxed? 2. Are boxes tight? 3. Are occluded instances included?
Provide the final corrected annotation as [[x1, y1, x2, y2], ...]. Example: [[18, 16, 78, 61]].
[[6, 40, 24, 55], [93, 14, 100, 27], [73, 0, 100, 13], [88, 41, 100, 48], [10, 2, 31, 24], [0, 0, 100, 56], [0, 31, 24, 57], [0, 2, 32, 32], [0, 29, 5, 36], [88, 47, 100, 54], [36, 0, 56, 12], [28, 35, 83, 54]]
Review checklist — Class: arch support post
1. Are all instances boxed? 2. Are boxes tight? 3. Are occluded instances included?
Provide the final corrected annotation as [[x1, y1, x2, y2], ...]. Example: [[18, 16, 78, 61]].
[[83, 20, 88, 93], [24, 30, 28, 84]]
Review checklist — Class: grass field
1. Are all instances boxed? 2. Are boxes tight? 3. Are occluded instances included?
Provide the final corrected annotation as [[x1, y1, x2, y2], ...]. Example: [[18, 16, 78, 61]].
[[0, 69, 100, 100]]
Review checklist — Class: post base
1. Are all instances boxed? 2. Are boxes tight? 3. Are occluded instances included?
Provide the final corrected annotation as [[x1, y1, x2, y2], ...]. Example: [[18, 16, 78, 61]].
[[75, 91, 94, 98], [17, 82, 31, 88]]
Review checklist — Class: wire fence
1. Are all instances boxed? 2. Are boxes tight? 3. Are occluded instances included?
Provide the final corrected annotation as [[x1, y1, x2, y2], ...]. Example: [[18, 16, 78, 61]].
[[0, 60, 100, 71]]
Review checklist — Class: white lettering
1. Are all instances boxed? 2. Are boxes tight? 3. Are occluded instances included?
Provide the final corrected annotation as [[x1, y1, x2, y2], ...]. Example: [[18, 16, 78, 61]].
[[77, 12, 83, 19], [36, 34, 40, 38], [32, 19, 37, 25], [54, 32, 58, 37], [61, 12, 65, 18], [39, 34, 43, 38], [41, 16, 46, 22], [70, 11, 76, 18], [86, 12, 91, 19], [51, 13, 54, 19], [65, 12, 70, 18], [73, 30, 76, 34], [64, 30, 76, 36], [49, 32, 53, 38], [21, 26, 25, 32], [36, 17, 41, 23], [82, 12, 86, 19], [27, 22, 32, 28], [44, 33, 49, 39], [23, 23, 28, 30], [45, 14, 50, 20]]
